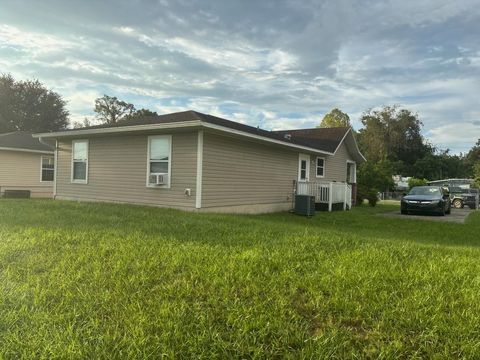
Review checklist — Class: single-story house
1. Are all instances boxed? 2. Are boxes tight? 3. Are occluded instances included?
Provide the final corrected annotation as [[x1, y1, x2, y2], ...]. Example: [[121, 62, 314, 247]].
[[34, 110, 366, 213], [0, 131, 55, 198]]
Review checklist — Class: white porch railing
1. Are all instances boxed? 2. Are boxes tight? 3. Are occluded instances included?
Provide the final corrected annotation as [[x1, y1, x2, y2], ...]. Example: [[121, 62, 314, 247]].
[[296, 181, 352, 211]]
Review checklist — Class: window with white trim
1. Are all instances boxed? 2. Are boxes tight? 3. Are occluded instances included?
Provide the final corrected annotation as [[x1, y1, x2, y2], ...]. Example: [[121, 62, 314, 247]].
[[316, 157, 325, 177], [147, 135, 171, 187], [72, 140, 88, 183], [41, 156, 54, 182]]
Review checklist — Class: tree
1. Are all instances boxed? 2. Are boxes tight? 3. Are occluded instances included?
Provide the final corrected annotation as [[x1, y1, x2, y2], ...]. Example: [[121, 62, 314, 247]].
[[0, 73, 69, 133], [94, 95, 136, 124], [356, 160, 394, 206], [124, 108, 158, 121], [408, 177, 428, 189], [72, 117, 94, 129], [465, 139, 480, 175], [357, 106, 432, 174], [318, 108, 351, 128], [474, 163, 480, 188]]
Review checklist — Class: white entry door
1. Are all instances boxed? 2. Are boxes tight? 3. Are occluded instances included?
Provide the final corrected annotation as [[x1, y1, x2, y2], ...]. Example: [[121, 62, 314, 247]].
[[297, 154, 310, 195], [298, 154, 310, 182]]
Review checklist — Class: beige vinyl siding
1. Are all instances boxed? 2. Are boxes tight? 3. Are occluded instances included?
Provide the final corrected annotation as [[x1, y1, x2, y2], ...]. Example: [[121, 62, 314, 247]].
[[201, 132, 297, 208], [0, 150, 53, 198], [313, 142, 354, 183], [56, 132, 197, 208]]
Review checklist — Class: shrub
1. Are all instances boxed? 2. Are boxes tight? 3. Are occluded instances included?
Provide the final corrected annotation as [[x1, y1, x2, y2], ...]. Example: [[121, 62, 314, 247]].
[[408, 177, 428, 189]]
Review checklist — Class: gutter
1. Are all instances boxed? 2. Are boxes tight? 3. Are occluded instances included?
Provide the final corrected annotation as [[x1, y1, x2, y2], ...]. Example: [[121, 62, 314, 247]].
[[0, 146, 54, 154]]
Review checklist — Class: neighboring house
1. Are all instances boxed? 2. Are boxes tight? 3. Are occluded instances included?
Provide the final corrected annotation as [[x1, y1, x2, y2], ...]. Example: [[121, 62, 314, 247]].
[[0, 132, 55, 198], [34, 110, 366, 213], [393, 175, 411, 191]]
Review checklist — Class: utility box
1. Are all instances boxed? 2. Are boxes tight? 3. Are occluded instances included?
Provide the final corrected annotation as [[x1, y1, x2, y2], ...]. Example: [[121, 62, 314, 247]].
[[295, 195, 315, 216]]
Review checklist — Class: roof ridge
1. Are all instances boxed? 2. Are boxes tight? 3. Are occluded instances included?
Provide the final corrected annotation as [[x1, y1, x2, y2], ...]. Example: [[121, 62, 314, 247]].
[[274, 126, 350, 132]]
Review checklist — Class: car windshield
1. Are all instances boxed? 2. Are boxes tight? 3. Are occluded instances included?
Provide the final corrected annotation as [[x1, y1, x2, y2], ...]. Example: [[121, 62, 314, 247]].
[[408, 187, 442, 196]]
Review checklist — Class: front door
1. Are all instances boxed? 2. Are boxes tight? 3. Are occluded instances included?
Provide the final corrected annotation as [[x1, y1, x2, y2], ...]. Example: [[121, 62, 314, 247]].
[[346, 161, 356, 184]]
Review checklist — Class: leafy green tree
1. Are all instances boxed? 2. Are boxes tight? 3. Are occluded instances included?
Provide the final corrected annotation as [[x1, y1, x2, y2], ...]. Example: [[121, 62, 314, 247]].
[[408, 177, 428, 189], [464, 139, 480, 175], [357, 106, 432, 174], [94, 95, 136, 124], [318, 108, 351, 128], [474, 163, 480, 188], [124, 108, 159, 121], [72, 117, 94, 129], [0, 73, 69, 133], [356, 160, 394, 206]]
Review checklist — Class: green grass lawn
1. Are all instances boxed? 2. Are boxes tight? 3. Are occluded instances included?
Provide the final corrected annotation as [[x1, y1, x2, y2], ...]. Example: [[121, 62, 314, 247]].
[[1, 200, 479, 359]]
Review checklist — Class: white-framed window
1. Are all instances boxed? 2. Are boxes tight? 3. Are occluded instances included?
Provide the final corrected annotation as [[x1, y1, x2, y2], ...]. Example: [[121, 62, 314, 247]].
[[147, 135, 172, 188], [316, 157, 325, 178], [71, 139, 89, 184], [41, 155, 54, 182]]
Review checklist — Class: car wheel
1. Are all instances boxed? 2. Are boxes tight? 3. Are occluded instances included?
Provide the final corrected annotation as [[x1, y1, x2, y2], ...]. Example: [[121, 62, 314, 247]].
[[452, 199, 463, 209]]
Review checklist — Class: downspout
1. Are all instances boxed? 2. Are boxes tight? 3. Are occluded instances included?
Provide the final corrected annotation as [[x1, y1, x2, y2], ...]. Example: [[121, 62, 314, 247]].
[[39, 136, 58, 199], [53, 140, 58, 199]]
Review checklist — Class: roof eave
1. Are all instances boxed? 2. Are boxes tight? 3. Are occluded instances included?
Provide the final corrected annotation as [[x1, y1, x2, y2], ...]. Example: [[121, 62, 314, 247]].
[[334, 127, 367, 163], [34, 120, 335, 156], [0, 146, 54, 154], [33, 120, 204, 138]]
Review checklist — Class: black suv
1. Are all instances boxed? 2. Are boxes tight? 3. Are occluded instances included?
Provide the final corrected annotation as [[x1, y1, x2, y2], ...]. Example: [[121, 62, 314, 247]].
[[449, 187, 479, 209]]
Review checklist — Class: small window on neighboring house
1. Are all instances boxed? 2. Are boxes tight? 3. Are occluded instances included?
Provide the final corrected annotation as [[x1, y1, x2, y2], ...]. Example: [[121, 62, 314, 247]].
[[147, 135, 171, 187], [72, 140, 88, 183], [41, 156, 54, 182], [316, 157, 325, 177]]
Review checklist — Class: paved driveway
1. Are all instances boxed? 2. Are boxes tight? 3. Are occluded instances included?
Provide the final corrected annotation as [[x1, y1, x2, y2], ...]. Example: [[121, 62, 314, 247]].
[[380, 208, 474, 224]]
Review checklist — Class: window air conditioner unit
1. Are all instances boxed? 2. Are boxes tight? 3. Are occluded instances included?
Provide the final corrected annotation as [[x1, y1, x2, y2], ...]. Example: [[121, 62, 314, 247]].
[[150, 174, 168, 186]]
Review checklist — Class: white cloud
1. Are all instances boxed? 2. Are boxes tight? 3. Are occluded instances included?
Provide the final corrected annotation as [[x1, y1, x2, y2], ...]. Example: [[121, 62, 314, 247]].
[[0, 24, 75, 54], [427, 122, 480, 152]]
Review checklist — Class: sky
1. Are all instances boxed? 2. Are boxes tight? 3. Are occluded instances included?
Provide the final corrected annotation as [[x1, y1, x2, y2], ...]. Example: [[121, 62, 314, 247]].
[[1, 0, 479, 153]]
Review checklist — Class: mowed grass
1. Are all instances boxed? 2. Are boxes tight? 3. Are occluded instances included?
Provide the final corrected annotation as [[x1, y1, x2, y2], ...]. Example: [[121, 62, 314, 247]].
[[0, 200, 480, 359]]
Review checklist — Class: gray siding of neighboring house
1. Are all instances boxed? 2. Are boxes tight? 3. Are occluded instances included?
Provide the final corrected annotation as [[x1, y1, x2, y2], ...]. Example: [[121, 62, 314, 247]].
[[201, 132, 298, 210], [0, 150, 53, 198], [313, 141, 354, 183], [55, 132, 198, 209]]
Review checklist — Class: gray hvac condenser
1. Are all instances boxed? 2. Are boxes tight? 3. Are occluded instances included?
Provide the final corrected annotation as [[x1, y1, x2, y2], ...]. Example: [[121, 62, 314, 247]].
[[295, 195, 315, 216]]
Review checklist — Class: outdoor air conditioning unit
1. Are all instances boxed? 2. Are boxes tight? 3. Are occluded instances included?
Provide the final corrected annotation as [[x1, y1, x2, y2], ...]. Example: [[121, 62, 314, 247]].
[[295, 194, 315, 216], [149, 174, 168, 186]]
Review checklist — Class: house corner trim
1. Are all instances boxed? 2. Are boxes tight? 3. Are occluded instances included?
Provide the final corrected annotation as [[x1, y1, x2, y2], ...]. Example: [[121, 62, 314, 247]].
[[195, 130, 204, 209]]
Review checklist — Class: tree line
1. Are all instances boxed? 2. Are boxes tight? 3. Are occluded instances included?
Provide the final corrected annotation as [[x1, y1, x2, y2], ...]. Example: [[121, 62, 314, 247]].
[[2, 73, 479, 192], [319, 107, 480, 203]]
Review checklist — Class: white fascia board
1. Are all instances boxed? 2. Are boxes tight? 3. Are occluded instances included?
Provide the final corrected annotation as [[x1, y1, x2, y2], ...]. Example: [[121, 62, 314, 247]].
[[32, 120, 203, 138], [201, 122, 334, 156], [0, 146, 54, 154]]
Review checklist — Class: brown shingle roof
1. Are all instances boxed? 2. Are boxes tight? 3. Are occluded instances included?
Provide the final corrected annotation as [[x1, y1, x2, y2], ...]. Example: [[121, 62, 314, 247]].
[[273, 127, 349, 153], [0, 131, 54, 152], [39, 110, 350, 154]]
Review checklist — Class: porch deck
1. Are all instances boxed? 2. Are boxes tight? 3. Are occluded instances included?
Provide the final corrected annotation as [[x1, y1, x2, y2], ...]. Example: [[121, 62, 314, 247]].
[[295, 180, 353, 211]]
